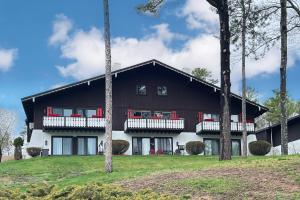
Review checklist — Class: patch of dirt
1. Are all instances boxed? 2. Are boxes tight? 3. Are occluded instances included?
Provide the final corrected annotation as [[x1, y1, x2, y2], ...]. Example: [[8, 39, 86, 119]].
[[119, 167, 300, 200]]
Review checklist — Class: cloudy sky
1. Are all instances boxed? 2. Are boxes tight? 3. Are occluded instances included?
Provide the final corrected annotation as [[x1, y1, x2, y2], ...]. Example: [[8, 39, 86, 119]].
[[0, 0, 299, 133]]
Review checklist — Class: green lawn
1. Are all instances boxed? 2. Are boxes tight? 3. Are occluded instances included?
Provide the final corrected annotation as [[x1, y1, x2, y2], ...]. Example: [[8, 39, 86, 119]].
[[0, 155, 300, 198]]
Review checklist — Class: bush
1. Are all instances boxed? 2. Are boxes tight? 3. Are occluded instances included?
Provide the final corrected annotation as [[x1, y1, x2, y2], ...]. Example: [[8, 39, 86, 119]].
[[249, 140, 271, 156], [0, 183, 176, 200], [27, 147, 42, 157], [186, 141, 205, 155], [112, 140, 129, 155], [13, 137, 23, 147]]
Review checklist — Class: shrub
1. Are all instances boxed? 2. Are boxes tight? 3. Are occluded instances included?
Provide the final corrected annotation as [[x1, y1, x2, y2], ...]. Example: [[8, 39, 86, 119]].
[[249, 140, 271, 156], [112, 140, 129, 155], [27, 147, 42, 157], [13, 137, 23, 147], [174, 149, 181, 155], [186, 141, 205, 155], [156, 149, 164, 155], [0, 183, 177, 200]]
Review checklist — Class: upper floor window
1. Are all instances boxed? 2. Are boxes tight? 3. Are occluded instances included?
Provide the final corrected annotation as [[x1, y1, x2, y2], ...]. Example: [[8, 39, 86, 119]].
[[136, 85, 146, 95], [133, 110, 151, 118], [157, 86, 167, 96], [231, 115, 239, 123], [154, 111, 171, 119], [53, 108, 73, 117], [77, 108, 97, 117], [203, 113, 219, 122]]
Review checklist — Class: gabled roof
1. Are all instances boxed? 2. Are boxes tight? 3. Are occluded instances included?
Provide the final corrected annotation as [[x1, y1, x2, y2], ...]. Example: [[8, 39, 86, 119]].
[[21, 59, 268, 111]]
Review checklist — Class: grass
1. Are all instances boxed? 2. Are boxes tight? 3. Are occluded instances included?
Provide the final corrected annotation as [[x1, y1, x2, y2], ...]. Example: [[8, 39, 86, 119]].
[[0, 155, 300, 198]]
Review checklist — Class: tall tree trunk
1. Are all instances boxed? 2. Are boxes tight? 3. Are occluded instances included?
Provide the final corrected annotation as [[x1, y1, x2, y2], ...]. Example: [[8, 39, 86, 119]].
[[280, 0, 288, 155], [219, 0, 232, 161], [0, 147, 2, 163], [103, 0, 113, 172], [241, 0, 247, 157]]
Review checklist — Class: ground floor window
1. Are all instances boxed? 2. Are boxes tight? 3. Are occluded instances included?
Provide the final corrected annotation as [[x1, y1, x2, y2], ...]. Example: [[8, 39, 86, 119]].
[[204, 138, 241, 156], [77, 137, 97, 155], [52, 136, 97, 155], [132, 137, 173, 155], [52, 137, 72, 155]]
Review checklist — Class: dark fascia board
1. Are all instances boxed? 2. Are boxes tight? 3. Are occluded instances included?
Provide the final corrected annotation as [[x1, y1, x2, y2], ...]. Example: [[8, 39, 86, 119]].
[[256, 114, 300, 134], [21, 59, 268, 112]]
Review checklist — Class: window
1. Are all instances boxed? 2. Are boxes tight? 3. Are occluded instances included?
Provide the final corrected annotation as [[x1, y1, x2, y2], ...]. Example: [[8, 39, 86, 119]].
[[231, 139, 241, 156], [63, 109, 73, 117], [154, 111, 171, 119], [204, 139, 220, 155], [204, 139, 241, 156], [76, 108, 97, 117], [203, 114, 219, 122], [133, 110, 151, 119], [52, 137, 72, 155], [136, 85, 146, 95], [53, 108, 63, 116], [155, 138, 172, 154], [52, 108, 73, 116], [231, 115, 239, 122], [157, 86, 167, 96], [132, 138, 142, 155]]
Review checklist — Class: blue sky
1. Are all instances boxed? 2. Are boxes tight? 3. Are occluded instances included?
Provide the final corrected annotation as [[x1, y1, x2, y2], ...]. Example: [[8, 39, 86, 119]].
[[0, 0, 299, 134]]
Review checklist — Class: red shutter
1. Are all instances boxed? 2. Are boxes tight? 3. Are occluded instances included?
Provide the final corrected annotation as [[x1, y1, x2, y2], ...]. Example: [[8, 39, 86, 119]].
[[128, 109, 133, 118], [47, 107, 53, 116], [97, 108, 103, 117], [171, 111, 178, 120], [198, 112, 203, 122]]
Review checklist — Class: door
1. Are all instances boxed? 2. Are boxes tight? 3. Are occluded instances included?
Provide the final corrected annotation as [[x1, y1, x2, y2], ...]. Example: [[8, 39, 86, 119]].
[[231, 139, 241, 156], [142, 138, 150, 155], [132, 138, 142, 155]]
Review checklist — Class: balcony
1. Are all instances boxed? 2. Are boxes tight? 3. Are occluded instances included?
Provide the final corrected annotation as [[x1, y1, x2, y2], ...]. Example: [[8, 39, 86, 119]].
[[43, 116, 106, 130], [196, 121, 255, 134], [124, 118, 185, 133]]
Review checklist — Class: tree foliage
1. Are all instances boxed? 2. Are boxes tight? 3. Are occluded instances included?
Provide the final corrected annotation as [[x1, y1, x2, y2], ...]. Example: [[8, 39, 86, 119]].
[[0, 109, 16, 163], [256, 90, 299, 129], [192, 68, 219, 85]]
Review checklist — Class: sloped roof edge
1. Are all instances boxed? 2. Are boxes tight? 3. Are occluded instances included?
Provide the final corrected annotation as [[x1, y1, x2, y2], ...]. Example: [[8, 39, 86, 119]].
[[21, 59, 268, 111]]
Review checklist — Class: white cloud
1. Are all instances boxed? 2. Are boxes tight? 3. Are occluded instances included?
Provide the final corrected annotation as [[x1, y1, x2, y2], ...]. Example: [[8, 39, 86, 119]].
[[49, 14, 73, 45], [50, 83, 67, 89], [50, 14, 300, 94], [0, 48, 18, 72], [179, 0, 218, 32]]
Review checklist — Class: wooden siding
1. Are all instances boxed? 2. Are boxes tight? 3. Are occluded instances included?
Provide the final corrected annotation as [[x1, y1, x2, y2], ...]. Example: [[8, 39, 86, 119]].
[[30, 63, 261, 132]]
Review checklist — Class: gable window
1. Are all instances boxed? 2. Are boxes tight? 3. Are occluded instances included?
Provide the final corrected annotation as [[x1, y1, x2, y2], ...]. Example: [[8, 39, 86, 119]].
[[136, 85, 146, 95], [157, 86, 167, 96]]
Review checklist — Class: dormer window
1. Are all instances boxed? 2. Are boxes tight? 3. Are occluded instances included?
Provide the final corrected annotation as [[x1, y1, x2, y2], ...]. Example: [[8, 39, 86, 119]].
[[157, 86, 167, 96], [136, 85, 146, 95]]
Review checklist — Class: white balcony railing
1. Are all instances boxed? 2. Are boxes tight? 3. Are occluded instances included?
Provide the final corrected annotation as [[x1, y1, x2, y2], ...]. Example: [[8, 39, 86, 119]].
[[124, 118, 184, 131], [43, 116, 106, 129], [196, 121, 255, 133]]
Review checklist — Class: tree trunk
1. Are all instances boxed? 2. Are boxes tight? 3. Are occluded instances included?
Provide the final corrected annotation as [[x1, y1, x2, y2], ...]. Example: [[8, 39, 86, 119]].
[[280, 0, 288, 155], [103, 0, 113, 172], [241, 0, 247, 157], [219, 0, 232, 161], [0, 147, 2, 163]]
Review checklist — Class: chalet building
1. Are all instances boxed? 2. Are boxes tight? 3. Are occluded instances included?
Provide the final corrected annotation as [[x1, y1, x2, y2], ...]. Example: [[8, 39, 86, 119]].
[[256, 115, 300, 155], [22, 60, 267, 156]]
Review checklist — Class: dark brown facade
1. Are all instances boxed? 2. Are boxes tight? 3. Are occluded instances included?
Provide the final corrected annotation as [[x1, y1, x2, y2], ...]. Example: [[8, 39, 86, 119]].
[[22, 60, 267, 133], [256, 115, 300, 146]]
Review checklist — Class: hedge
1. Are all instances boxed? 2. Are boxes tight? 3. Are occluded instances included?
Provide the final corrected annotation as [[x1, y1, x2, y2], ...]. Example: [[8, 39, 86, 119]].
[[112, 140, 130, 155], [249, 140, 271, 156], [0, 183, 176, 200], [27, 147, 42, 157], [186, 141, 205, 155]]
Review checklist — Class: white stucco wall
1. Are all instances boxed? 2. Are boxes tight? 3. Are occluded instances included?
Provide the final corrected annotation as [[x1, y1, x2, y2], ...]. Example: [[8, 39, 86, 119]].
[[27, 129, 249, 156], [270, 139, 300, 155]]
